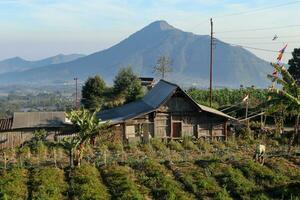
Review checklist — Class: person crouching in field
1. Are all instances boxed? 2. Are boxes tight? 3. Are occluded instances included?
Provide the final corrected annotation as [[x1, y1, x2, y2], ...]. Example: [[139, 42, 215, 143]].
[[253, 144, 266, 165]]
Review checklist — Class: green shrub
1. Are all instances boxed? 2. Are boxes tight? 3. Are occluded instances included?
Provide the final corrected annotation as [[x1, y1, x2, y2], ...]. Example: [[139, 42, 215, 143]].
[[168, 140, 184, 151], [102, 165, 144, 200], [238, 160, 288, 186], [182, 137, 198, 151], [31, 167, 67, 200], [196, 140, 213, 152], [71, 164, 109, 200], [150, 138, 167, 151], [108, 141, 123, 152], [169, 162, 231, 199], [218, 165, 257, 199], [0, 168, 28, 200], [131, 159, 193, 200]]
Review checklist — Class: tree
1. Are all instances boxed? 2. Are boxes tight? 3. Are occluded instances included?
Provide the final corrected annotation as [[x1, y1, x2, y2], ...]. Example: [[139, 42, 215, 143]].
[[153, 56, 172, 79], [113, 67, 144, 104], [267, 63, 300, 152], [288, 48, 300, 85], [60, 108, 109, 167], [81, 75, 106, 110]]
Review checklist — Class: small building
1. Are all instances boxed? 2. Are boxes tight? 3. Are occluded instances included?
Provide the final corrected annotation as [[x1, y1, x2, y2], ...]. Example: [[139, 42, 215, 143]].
[[98, 80, 235, 143], [0, 112, 70, 149]]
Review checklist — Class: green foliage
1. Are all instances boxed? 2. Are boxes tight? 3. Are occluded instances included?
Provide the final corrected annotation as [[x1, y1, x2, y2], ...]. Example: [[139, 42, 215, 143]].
[[168, 140, 184, 151], [108, 141, 123, 151], [237, 160, 288, 187], [71, 164, 109, 200], [0, 168, 28, 200], [31, 167, 67, 200], [102, 165, 144, 200], [66, 108, 109, 166], [196, 140, 213, 152], [33, 129, 48, 142], [167, 162, 232, 199], [182, 137, 198, 150], [187, 87, 267, 109], [218, 165, 257, 199], [288, 48, 300, 85], [150, 138, 167, 151], [113, 67, 144, 104], [81, 75, 106, 110], [131, 159, 193, 200]]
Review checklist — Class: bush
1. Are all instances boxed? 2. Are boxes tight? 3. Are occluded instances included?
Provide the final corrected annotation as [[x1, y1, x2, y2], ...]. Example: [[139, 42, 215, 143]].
[[31, 167, 67, 200], [196, 140, 213, 152], [0, 168, 28, 200], [237, 160, 288, 186], [102, 165, 144, 200], [218, 165, 257, 199], [108, 141, 123, 152], [168, 162, 231, 199], [131, 159, 193, 200], [71, 164, 109, 200], [168, 140, 184, 151], [150, 138, 167, 152], [182, 137, 198, 151]]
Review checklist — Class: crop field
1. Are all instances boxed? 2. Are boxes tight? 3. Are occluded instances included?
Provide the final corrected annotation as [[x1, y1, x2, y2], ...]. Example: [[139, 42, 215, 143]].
[[0, 139, 300, 200]]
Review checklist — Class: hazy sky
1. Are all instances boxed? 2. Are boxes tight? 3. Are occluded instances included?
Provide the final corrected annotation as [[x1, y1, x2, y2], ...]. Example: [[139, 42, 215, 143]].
[[0, 0, 299, 63]]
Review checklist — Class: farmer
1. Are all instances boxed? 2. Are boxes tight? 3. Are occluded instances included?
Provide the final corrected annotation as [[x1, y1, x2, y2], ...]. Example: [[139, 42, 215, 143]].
[[253, 144, 266, 165]]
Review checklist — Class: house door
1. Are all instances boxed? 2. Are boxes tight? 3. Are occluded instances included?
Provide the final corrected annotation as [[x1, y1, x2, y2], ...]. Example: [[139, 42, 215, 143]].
[[172, 122, 182, 138]]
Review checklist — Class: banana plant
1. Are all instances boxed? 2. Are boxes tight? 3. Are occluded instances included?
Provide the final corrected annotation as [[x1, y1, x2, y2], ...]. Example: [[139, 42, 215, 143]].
[[267, 63, 300, 152], [66, 108, 109, 166]]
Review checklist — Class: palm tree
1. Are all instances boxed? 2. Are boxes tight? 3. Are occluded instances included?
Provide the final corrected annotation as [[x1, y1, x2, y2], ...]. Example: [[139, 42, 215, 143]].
[[267, 63, 300, 152]]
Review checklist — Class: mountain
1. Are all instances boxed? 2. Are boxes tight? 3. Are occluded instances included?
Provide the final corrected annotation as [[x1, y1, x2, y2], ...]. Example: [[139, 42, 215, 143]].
[[0, 54, 85, 74], [0, 21, 272, 87]]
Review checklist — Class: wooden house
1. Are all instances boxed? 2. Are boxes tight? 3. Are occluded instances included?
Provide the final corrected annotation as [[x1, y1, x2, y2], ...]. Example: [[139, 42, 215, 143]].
[[98, 80, 235, 143], [0, 112, 71, 149]]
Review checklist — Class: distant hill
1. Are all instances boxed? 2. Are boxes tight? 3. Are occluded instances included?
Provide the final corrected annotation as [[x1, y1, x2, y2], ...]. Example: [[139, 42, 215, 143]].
[[0, 54, 85, 74], [0, 21, 272, 88]]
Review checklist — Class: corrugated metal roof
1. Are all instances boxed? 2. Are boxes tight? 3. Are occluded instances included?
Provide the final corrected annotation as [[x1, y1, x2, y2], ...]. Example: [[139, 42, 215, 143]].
[[12, 112, 66, 129], [198, 104, 236, 120], [0, 118, 13, 131], [98, 79, 236, 123]]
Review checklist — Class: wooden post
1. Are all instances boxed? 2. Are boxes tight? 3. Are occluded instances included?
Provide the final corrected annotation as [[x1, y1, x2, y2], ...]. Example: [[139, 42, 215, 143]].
[[104, 150, 107, 166], [170, 115, 173, 141], [53, 148, 57, 168], [4, 152, 7, 170], [224, 122, 228, 141]]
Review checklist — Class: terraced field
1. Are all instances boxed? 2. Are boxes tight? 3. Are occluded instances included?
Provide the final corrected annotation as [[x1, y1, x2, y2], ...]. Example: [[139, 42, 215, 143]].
[[0, 140, 299, 200]]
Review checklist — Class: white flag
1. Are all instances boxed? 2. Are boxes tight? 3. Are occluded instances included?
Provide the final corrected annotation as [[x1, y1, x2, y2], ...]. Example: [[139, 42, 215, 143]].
[[242, 94, 249, 102]]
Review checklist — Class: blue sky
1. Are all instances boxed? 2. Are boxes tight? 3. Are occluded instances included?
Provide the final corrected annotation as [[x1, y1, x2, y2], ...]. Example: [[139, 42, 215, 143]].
[[0, 0, 299, 63]]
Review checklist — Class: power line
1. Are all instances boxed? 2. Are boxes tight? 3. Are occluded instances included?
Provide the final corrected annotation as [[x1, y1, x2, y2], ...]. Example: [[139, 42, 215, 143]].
[[224, 42, 293, 54], [215, 1, 300, 18], [219, 34, 300, 40], [224, 41, 300, 45], [189, 1, 300, 31], [216, 25, 300, 34]]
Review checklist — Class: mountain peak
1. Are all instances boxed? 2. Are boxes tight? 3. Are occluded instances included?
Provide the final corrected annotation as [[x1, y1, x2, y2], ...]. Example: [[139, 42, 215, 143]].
[[143, 20, 176, 32]]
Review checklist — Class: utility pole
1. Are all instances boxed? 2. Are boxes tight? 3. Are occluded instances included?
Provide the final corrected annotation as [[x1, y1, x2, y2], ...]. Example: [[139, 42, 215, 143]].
[[74, 77, 78, 109], [209, 18, 213, 107], [245, 97, 249, 129]]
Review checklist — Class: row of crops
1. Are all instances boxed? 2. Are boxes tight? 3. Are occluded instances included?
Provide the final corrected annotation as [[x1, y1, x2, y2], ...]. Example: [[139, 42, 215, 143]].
[[0, 157, 299, 200]]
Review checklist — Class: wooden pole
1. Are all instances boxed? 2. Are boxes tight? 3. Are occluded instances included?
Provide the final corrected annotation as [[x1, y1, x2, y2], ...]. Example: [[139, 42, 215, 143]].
[[209, 18, 214, 107], [246, 98, 249, 129], [74, 77, 78, 109]]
